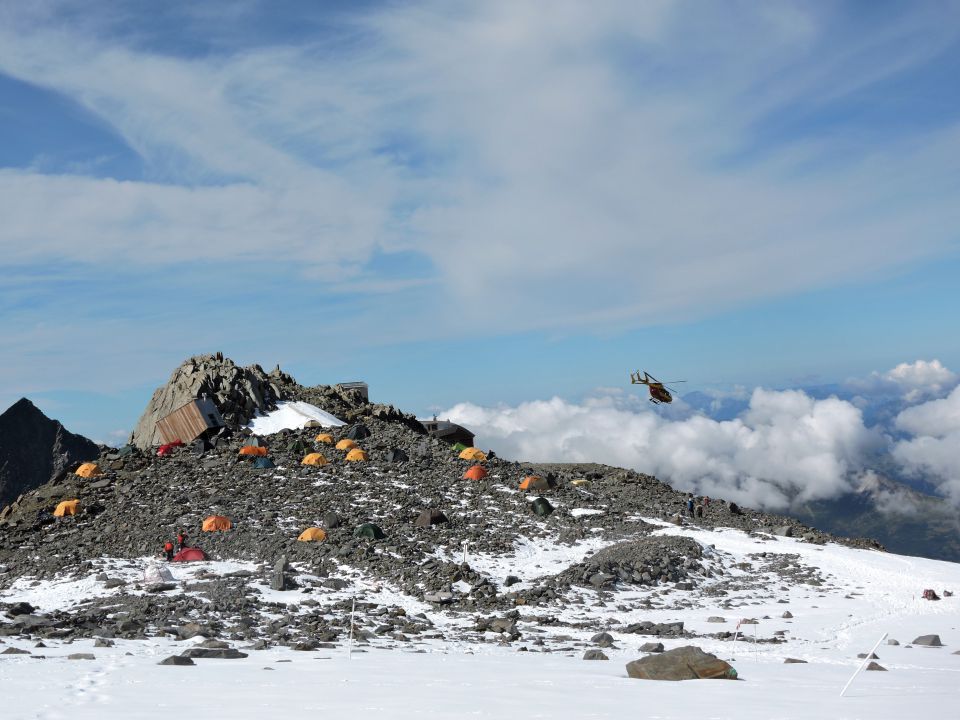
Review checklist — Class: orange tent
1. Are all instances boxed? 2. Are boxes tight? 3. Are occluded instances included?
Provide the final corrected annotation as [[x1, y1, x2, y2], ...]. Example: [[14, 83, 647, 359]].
[[463, 465, 488, 481], [301, 452, 329, 466], [239, 446, 268, 457], [458, 447, 486, 462], [345, 448, 368, 462], [335, 439, 358, 451], [202, 515, 232, 532], [53, 499, 80, 517], [520, 475, 550, 492], [314, 433, 334, 444], [297, 527, 327, 542], [75, 463, 103, 478]]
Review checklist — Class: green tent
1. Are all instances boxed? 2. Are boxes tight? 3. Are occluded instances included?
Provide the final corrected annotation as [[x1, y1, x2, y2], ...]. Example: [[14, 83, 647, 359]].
[[354, 523, 386, 540], [287, 439, 310, 455], [451, 442, 468, 453], [531, 497, 554, 517]]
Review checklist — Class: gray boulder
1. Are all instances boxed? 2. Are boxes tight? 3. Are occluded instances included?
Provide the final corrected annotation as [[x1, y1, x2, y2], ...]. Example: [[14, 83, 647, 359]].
[[181, 648, 248, 659], [912, 635, 943, 647], [160, 655, 195, 666], [626, 645, 737, 681], [583, 649, 609, 660], [639, 642, 664, 653]]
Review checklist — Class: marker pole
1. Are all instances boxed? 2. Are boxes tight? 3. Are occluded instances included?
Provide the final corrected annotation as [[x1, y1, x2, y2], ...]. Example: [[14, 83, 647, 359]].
[[840, 632, 888, 697]]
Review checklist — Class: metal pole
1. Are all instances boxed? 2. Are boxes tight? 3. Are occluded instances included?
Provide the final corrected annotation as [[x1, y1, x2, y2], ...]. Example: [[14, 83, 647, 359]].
[[347, 597, 356, 660], [840, 632, 888, 697]]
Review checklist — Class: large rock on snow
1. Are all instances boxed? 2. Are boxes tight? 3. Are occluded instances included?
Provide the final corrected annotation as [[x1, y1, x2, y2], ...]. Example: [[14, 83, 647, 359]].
[[626, 645, 737, 681], [911, 635, 943, 647], [0, 398, 100, 508], [130, 354, 287, 448]]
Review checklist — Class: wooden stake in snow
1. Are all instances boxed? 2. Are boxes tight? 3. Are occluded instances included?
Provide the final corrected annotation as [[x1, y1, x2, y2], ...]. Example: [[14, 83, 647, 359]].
[[840, 632, 888, 697], [347, 597, 356, 660]]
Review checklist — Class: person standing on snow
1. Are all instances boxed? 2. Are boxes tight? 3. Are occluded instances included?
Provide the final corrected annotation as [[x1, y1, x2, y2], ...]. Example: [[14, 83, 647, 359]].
[[163, 540, 174, 561]]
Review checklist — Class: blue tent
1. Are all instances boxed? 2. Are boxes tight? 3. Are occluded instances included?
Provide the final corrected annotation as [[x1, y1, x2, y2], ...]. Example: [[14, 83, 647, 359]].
[[253, 456, 275, 469]]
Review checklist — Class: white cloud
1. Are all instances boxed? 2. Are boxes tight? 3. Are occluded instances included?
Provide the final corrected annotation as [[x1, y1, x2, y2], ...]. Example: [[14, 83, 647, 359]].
[[0, 2, 958, 336], [444, 386, 883, 511], [849, 359, 959, 403], [893, 385, 960, 501]]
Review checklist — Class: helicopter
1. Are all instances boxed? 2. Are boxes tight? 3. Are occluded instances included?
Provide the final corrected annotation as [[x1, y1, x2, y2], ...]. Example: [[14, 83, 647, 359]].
[[630, 370, 686, 404]]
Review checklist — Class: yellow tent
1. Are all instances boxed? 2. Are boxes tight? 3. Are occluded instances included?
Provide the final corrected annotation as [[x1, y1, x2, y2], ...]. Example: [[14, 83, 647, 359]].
[[458, 447, 487, 462], [301, 452, 329, 466], [75, 463, 103, 478], [314, 433, 334, 444], [53, 499, 80, 517], [345, 448, 369, 462], [520, 475, 550, 491], [202, 515, 232, 532], [336, 439, 358, 451], [297, 527, 327, 542]]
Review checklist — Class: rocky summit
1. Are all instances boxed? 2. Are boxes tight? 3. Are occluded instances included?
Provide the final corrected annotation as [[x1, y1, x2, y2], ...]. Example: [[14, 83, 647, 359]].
[[0, 355, 886, 654], [0, 398, 100, 508]]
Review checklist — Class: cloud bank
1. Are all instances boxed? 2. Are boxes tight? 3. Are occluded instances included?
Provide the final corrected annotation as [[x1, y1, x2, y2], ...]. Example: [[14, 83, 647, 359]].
[[444, 360, 960, 511]]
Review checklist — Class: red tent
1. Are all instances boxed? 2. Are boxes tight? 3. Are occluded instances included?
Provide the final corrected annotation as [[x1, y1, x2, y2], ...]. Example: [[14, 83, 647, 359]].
[[157, 440, 184, 456], [172, 547, 207, 562]]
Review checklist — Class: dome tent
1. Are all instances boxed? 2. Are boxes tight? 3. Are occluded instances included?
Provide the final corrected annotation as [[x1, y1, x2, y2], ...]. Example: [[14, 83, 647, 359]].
[[531, 497, 554, 517], [173, 547, 208, 562], [345, 448, 369, 462], [458, 447, 486, 462], [336, 439, 358, 451], [354, 523, 385, 540], [239, 445, 268, 457], [314, 433, 334, 444], [345, 424, 371, 440], [463, 465, 488, 481], [53, 499, 80, 517], [75, 462, 103, 478], [302, 453, 329, 466], [298, 527, 327, 542], [520, 475, 551, 492], [253, 456, 275, 469], [202, 515, 232, 532], [414, 509, 449, 527]]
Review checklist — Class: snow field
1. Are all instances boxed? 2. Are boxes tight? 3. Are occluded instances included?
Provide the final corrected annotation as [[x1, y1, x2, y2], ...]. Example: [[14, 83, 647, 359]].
[[3, 519, 959, 719]]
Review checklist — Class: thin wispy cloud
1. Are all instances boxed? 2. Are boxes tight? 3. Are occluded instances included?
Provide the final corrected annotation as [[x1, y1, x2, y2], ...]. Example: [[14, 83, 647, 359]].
[[0, 1, 958, 332]]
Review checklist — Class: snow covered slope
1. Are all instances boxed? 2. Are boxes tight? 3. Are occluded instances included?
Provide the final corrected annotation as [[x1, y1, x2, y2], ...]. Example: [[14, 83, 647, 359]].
[[246, 400, 345, 434], [2, 520, 958, 720]]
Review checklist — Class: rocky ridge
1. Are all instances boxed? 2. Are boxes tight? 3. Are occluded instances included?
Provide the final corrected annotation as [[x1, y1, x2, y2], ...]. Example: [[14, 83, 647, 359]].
[[0, 356, 887, 655]]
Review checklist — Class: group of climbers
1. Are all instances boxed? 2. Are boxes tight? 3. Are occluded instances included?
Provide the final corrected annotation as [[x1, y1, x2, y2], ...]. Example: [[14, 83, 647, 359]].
[[162, 529, 190, 561]]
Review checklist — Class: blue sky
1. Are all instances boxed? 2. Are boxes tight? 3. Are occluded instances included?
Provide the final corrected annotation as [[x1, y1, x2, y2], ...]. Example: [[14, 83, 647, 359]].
[[1, 0, 959, 449]]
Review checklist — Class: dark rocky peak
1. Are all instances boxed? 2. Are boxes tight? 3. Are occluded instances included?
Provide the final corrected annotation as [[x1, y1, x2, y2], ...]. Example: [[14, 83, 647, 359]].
[[0, 397, 100, 507]]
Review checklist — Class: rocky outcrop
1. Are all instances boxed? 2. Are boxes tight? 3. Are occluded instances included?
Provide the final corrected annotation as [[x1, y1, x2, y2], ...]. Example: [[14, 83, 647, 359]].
[[130, 353, 288, 449], [130, 353, 424, 450], [0, 398, 100, 508]]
